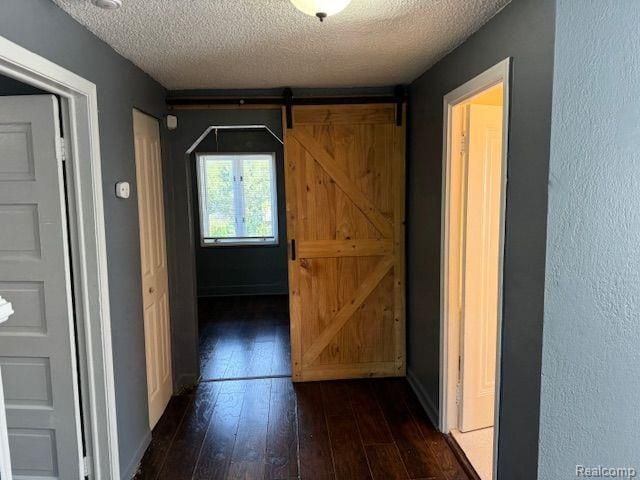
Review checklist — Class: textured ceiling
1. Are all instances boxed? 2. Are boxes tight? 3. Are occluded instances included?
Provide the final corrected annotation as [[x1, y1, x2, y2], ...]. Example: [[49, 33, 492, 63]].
[[51, 0, 510, 90]]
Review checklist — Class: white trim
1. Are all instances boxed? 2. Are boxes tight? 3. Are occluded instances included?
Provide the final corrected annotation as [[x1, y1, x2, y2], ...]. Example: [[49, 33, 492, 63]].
[[186, 125, 283, 155], [439, 58, 510, 480], [0, 35, 120, 479], [0, 297, 13, 480], [195, 152, 280, 247]]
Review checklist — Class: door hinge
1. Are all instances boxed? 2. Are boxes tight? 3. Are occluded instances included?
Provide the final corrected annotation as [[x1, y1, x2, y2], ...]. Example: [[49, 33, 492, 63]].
[[57, 137, 67, 162], [83, 456, 92, 478], [455, 383, 462, 405], [460, 133, 468, 154]]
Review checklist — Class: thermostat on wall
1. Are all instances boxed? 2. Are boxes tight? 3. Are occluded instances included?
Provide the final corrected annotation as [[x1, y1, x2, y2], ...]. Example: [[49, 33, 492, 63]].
[[115, 181, 130, 199]]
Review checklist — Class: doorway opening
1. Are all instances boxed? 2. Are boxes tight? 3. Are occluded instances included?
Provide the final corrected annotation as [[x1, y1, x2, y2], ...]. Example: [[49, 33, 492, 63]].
[[440, 59, 510, 480], [0, 37, 120, 479], [188, 126, 291, 382]]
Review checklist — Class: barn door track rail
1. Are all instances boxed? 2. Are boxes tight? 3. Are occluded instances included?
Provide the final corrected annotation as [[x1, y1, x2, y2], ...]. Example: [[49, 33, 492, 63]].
[[167, 86, 408, 129]]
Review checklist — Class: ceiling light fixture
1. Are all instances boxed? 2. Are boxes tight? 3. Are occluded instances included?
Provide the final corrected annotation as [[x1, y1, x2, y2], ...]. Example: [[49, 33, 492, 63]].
[[290, 0, 352, 21], [91, 0, 122, 9]]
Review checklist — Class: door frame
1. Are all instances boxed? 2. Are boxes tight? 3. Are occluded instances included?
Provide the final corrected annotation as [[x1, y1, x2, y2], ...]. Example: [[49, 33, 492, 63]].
[[439, 58, 510, 475], [0, 35, 120, 479]]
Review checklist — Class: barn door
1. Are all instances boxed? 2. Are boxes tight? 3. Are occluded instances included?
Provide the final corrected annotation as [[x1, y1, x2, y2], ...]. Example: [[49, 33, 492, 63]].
[[284, 104, 405, 382], [133, 110, 173, 428]]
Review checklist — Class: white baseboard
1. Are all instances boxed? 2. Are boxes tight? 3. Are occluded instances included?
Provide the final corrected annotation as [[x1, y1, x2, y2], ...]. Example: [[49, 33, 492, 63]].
[[407, 368, 440, 429]]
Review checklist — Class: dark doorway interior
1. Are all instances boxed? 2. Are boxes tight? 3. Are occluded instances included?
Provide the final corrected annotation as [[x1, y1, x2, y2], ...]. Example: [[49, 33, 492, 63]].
[[198, 295, 291, 380]]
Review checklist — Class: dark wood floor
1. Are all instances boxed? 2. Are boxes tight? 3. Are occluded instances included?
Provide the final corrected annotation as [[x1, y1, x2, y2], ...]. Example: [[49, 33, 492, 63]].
[[134, 296, 470, 479], [198, 296, 291, 380], [134, 377, 470, 480]]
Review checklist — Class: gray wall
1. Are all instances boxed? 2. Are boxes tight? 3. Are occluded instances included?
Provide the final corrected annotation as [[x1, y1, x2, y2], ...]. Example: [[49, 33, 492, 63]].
[[0, 1, 167, 477], [189, 130, 288, 297], [406, 0, 555, 478], [539, 1, 640, 477], [165, 109, 283, 386]]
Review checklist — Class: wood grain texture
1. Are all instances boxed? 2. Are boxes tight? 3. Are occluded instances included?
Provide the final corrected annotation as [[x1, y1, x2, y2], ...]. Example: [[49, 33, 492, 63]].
[[135, 395, 191, 479], [290, 127, 393, 238], [365, 444, 409, 480], [326, 413, 372, 480], [285, 104, 406, 382], [198, 296, 291, 380], [293, 104, 396, 125], [156, 383, 220, 480], [302, 255, 394, 366], [297, 239, 393, 258], [135, 379, 471, 480], [283, 107, 304, 381], [136, 299, 471, 480], [373, 380, 446, 480], [347, 381, 394, 445], [297, 382, 335, 479]]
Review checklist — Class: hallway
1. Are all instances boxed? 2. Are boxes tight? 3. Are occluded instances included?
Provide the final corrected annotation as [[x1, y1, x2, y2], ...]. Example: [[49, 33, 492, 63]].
[[134, 296, 471, 479], [134, 377, 471, 480]]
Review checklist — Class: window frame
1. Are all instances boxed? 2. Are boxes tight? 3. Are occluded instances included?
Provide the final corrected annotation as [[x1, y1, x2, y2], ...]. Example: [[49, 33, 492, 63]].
[[196, 152, 279, 247]]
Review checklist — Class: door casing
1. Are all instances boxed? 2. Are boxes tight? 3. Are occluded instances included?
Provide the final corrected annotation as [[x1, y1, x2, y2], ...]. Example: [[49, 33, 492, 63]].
[[0, 35, 120, 479], [439, 58, 511, 478]]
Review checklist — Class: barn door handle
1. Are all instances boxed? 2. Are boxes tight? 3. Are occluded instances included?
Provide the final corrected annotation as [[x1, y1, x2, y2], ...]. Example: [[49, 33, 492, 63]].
[[291, 239, 296, 261]]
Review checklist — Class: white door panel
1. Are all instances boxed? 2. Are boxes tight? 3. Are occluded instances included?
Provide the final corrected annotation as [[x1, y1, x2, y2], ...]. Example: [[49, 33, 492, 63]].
[[459, 104, 502, 433], [133, 110, 172, 428]]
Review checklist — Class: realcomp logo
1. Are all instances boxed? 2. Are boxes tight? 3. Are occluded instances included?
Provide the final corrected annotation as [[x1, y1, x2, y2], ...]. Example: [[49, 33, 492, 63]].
[[576, 465, 637, 478]]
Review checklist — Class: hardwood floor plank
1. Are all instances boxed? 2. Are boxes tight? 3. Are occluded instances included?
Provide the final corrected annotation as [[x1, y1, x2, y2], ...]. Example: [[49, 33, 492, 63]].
[[395, 380, 471, 480], [192, 382, 246, 480], [228, 379, 272, 479], [156, 382, 221, 480], [198, 295, 291, 381], [247, 340, 276, 377], [265, 377, 298, 479], [347, 381, 393, 445], [365, 444, 409, 480], [271, 324, 292, 376], [134, 395, 191, 480], [296, 382, 335, 479], [134, 297, 472, 480], [321, 381, 352, 417], [373, 379, 445, 480], [325, 413, 372, 480]]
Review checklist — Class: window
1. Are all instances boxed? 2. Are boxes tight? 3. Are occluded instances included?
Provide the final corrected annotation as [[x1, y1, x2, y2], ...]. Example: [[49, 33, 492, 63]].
[[196, 153, 278, 246]]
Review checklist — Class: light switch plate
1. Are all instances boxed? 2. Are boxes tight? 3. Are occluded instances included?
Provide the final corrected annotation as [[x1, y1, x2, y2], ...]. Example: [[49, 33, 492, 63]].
[[115, 181, 130, 199]]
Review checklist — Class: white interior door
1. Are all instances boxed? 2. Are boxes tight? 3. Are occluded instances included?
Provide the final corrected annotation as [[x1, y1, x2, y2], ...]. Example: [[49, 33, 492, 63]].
[[133, 110, 173, 428], [459, 104, 503, 433], [0, 95, 84, 478]]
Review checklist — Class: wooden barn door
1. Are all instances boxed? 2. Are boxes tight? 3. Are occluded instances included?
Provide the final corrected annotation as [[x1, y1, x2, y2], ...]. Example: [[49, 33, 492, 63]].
[[284, 104, 405, 382]]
